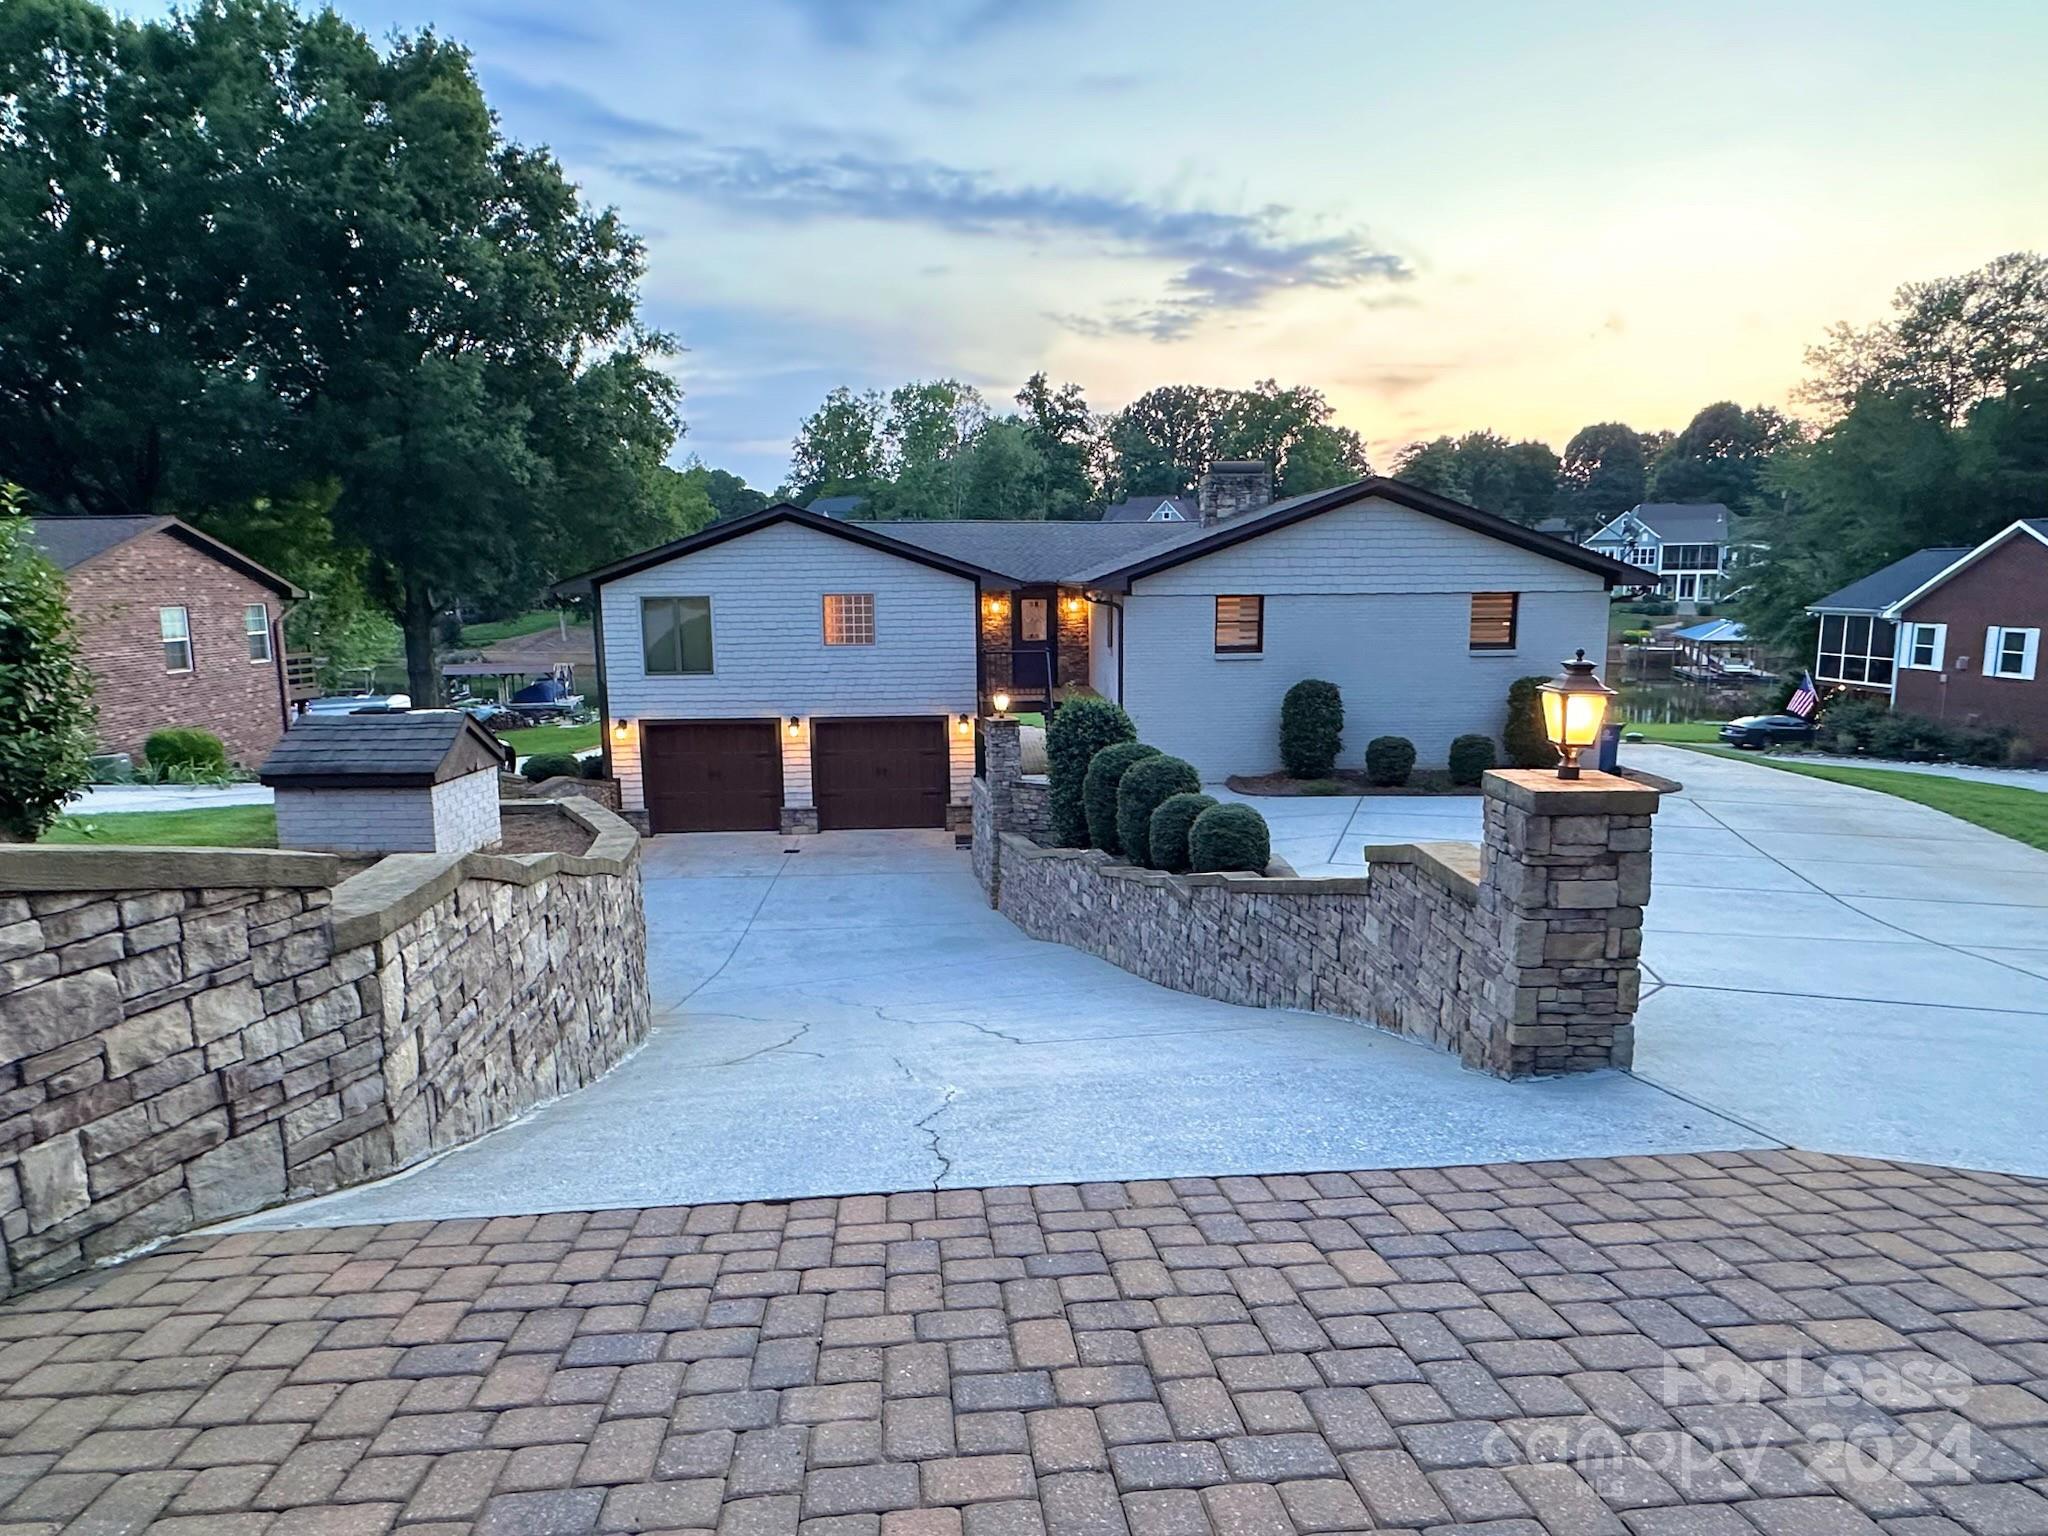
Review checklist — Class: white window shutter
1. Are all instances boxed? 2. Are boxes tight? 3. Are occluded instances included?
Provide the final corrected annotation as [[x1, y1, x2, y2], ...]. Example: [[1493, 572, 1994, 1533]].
[[1930, 624, 1947, 669], [1987, 626, 2001, 676], [2023, 629, 2041, 682]]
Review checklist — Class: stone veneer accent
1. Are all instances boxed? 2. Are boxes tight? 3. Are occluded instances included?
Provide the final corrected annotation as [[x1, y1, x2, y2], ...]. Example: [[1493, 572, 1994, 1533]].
[[973, 718, 1660, 1080], [0, 800, 647, 1298]]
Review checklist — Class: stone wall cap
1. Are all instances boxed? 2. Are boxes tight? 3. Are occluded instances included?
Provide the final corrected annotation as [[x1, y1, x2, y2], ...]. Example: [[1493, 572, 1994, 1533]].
[[1481, 768, 1661, 815], [0, 844, 341, 893], [1363, 840, 1482, 902], [998, 831, 1369, 893]]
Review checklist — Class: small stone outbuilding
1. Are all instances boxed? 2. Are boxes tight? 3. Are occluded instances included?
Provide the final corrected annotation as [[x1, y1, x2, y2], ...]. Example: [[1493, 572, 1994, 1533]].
[[261, 712, 513, 854]]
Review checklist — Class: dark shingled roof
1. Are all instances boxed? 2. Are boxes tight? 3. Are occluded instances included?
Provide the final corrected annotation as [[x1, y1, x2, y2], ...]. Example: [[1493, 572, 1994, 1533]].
[[260, 712, 510, 788], [24, 514, 304, 596], [1098, 495, 1198, 524], [1807, 547, 1970, 614], [871, 520, 1205, 585], [1620, 503, 1732, 542]]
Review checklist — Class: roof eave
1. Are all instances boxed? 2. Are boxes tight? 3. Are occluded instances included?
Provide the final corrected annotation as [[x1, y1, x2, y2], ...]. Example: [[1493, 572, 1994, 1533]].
[[1877, 520, 2044, 618]]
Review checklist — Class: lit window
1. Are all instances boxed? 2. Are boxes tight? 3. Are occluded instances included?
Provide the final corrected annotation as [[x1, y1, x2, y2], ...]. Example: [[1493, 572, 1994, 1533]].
[[1904, 623, 1946, 670], [160, 606, 192, 673], [823, 593, 876, 646], [1214, 595, 1263, 655], [1987, 626, 2039, 681], [245, 603, 272, 663], [642, 596, 713, 675], [1469, 593, 1518, 651]]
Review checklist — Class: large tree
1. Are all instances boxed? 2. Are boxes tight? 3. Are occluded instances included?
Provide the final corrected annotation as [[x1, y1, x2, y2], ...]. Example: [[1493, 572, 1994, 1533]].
[[1392, 430, 1557, 526], [0, 0, 682, 703], [1800, 252, 2048, 427], [788, 387, 885, 505], [0, 496, 97, 840], [1557, 422, 1649, 533], [1015, 373, 1105, 519], [1647, 402, 1799, 508]]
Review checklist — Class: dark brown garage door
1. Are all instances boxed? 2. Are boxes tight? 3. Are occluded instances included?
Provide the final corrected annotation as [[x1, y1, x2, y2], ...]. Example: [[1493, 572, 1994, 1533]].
[[812, 717, 949, 830], [641, 720, 782, 833]]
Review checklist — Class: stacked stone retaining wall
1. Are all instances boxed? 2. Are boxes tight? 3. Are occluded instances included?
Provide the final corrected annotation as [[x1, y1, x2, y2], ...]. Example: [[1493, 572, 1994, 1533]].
[[0, 800, 647, 1297], [972, 717, 1660, 1081]]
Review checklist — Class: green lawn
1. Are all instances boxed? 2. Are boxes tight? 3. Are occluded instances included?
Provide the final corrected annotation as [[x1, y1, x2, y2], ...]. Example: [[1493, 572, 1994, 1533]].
[[498, 721, 600, 756], [42, 805, 278, 847], [458, 609, 589, 648], [1673, 745, 2048, 853], [1625, 720, 1722, 743]]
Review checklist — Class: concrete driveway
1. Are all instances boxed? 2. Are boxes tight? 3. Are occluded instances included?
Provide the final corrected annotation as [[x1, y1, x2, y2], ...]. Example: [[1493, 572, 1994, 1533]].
[[252, 827, 1759, 1228], [1247, 746, 2048, 1175]]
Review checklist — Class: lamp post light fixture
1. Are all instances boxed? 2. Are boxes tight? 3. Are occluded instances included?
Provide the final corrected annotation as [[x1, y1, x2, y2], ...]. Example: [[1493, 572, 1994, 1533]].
[[1538, 649, 1617, 780], [991, 690, 1011, 716]]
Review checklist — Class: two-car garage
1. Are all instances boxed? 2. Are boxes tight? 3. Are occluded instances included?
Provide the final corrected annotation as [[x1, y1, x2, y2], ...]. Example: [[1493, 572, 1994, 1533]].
[[640, 716, 951, 834]]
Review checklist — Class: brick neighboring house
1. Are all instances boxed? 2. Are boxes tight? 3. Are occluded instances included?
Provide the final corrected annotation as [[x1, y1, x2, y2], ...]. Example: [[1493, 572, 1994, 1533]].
[[26, 515, 304, 767], [1806, 518, 2048, 751]]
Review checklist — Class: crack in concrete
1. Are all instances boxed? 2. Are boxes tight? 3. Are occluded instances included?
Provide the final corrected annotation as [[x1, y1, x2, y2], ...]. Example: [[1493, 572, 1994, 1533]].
[[702, 1022, 819, 1068], [893, 1055, 958, 1189], [875, 1003, 1031, 1046]]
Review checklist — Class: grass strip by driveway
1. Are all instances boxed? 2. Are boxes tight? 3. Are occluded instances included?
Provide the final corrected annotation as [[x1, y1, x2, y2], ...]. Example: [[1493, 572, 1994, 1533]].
[[457, 609, 588, 647], [1626, 720, 1723, 743], [498, 721, 599, 756], [41, 805, 279, 847], [1672, 744, 2048, 853]]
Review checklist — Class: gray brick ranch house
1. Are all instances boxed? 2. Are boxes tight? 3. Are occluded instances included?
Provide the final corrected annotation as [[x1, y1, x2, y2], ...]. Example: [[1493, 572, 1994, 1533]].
[[556, 476, 1643, 834]]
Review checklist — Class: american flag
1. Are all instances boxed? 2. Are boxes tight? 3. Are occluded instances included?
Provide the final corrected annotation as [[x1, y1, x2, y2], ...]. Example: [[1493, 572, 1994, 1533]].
[[1788, 671, 1821, 719]]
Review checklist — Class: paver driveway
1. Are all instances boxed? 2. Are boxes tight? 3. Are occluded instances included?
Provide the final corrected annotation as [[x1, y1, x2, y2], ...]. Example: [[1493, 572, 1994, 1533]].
[[250, 830, 1757, 1230], [8, 1152, 2048, 1535], [1243, 746, 2048, 1179]]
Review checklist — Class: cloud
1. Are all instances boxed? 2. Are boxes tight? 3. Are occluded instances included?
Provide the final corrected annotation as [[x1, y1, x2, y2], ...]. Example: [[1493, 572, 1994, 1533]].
[[777, 0, 1069, 49], [615, 143, 1411, 341], [486, 74, 701, 151], [457, 6, 606, 49]]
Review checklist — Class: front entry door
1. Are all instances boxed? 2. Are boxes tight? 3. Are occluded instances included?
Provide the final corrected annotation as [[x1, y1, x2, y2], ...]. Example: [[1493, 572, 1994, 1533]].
[[1013, 592, 1056, 702]]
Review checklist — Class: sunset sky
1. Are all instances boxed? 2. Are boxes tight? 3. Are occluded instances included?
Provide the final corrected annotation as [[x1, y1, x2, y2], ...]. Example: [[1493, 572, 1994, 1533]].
[[140, 0, 2048, 489]]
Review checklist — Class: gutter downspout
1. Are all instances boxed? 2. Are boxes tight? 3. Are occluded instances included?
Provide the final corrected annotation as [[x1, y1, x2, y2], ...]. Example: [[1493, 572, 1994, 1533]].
[[593, 586, 612, 780]]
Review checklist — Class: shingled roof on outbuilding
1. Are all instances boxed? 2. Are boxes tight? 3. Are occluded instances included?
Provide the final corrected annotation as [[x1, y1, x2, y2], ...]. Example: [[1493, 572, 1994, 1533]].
[[259, 712, 511, 789]]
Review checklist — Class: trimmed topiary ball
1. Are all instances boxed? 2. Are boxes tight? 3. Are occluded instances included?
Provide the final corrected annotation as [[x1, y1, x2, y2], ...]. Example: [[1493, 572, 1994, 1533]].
[[1279, 678, 1343, 778], [1504, 675, 1560, 768], [1082, 741, 1160, 853], [1116, 754, 1202, 867], [1045, 697, 1136, 846], [1447, 733, 1496, 787], [1188, 803, 1271, 874], [1148, 792, 1218, 875], [521, 752, 582, 782], [1365, 735, 1416, 787]]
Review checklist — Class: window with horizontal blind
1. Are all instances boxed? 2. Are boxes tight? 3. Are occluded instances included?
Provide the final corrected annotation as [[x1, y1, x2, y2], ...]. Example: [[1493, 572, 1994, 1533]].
[[245, 603, 272, 662], [642, 596, 713, 675], [1213, 595, 1263, 655], [823, 593, 875, 646], [1469, 592, 1518, 651]]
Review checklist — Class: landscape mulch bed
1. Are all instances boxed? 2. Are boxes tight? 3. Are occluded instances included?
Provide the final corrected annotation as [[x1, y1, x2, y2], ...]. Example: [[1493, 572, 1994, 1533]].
[[1226, 768, 1480, 797]]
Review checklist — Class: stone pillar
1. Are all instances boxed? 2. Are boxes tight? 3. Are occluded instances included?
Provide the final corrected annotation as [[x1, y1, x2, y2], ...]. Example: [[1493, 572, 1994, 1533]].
[[973, 716, 1023, 903], [1478, 768, 1660, 1077]]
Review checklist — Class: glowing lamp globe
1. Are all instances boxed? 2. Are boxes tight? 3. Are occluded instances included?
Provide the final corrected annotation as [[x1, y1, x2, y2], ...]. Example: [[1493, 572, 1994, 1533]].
[[1537, 649, 1616, 780]]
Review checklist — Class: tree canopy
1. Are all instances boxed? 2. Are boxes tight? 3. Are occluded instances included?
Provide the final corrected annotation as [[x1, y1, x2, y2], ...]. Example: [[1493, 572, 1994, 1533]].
[[1392, 431, 1558, 527], [0, 0, 693, 700]]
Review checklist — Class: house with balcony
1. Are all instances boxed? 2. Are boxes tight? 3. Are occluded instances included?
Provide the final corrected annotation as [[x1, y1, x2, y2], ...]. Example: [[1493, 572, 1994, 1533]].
[[554, 470, 1640, 834], [1583, 503, 1736, 610]]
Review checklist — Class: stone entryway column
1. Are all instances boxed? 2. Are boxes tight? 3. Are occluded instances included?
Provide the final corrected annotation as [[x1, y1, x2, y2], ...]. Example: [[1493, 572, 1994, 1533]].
[[1478, 768, 1661, 1077]]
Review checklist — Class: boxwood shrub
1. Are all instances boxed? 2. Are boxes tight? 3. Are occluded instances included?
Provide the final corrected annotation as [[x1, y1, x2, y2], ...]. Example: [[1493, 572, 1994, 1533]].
[[1082, 741, 1159, 853], [1279, 678, 1343, 778], [1188, 803, 1271, 874], [1365, 735, 1416, 787], [1147, 792, 1218, 875], [1504, 675, 1559, 768], [1045, 697, 1136, 846], [144, 727, 228, 775], [1116, 754, 1201, 867], [521, 752, 583, 782], [1447, 733, 1496, 786], [579, 754, 609, 780]]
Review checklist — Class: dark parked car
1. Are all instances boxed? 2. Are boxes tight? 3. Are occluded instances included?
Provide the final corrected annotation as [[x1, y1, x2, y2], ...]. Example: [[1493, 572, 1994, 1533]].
[[1718, 713, 1816, 748]]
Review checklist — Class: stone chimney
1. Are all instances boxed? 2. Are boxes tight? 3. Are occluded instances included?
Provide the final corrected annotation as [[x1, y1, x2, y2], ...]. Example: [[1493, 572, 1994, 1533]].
[[1197, 461, 1273, 525]]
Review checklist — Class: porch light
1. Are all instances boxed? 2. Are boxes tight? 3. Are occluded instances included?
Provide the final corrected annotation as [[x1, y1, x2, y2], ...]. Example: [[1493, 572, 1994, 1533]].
[[611, 718, 631, 744], [1538, 649, 1616, 780], [991, 690, 1011, 715], [956, 714, 972, 734], [786, 715, 802, 738], [984, 594, 1009, 619], [1060, 594, 1080, 616]]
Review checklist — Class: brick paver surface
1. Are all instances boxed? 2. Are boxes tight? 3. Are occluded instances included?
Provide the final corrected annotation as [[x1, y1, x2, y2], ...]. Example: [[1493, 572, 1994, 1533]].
[[4, 1151, 2048, 1535]]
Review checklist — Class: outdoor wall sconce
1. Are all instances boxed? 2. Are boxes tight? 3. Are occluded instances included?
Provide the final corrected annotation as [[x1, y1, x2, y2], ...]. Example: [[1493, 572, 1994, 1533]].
[[611, 718, 631, 744], [1060, 594, 1081, 616], [1539, 649, 1616, 780], [956, 714, 972, 734], [984, 594, 1010, 619], [786, 715, 802, 738], [991, 691, 1011, 715]]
